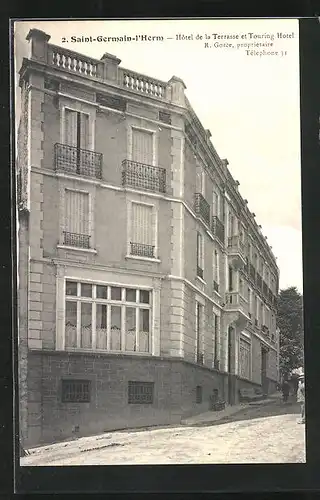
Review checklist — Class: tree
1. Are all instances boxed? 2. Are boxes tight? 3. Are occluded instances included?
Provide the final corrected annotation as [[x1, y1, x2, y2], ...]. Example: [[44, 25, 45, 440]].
[[277, 286, 304, 377]]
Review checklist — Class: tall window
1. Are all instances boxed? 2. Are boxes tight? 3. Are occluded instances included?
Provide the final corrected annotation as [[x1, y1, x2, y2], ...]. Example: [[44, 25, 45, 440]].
[[213, 313, 220, 367], [196, 302, 204, 363], [248, 288, 253, 317], [261, 302, 265, 326], [130, 203, 155, 258], [239, 278, 244, 297], [64, 189, 90, 248], [213, 249, 219, 291], [196, 231, 204, 279], [212, 190, 220, 218], [228, 265, 234, 291], [65, 282, 152, 353], [256, 296, 260, 325], [239, 339, 251, 380], [65, 109, 89, 150], [132, 128, 153, 165], [196, 165, 205, 195]]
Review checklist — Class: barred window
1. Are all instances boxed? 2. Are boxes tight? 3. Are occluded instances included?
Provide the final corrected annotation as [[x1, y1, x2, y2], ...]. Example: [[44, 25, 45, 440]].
[[64, 281, 152, 353], [128, 381, 154, 404], [239, 339, 251, 380], [196, 385, 203, 404], [61, 379, 91, 403]]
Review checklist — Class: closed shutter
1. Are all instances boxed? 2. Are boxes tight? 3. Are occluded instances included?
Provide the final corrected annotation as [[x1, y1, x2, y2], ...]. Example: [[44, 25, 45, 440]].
[[131, 203, 153, 245], [196, 166, 203, 194], [65, 109, 78, 147], [80, 113, 89, 150], [132, 129, 153, 165], [65, 190, 89, 235]]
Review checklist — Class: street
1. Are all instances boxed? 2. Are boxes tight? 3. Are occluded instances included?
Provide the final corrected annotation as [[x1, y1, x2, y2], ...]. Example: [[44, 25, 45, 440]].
[[21, 400, 306, 465]]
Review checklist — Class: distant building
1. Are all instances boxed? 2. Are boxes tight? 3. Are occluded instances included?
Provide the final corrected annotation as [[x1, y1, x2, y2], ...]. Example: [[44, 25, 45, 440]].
[[17, 29, 280, 447]]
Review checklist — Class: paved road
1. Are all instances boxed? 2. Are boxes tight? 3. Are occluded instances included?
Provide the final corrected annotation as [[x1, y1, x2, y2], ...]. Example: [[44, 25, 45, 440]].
[[21, 401, 306, 466]]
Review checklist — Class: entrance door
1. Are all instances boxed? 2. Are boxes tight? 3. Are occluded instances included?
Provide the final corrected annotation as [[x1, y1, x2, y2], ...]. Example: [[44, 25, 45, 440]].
[[261, 348, 268, 395]]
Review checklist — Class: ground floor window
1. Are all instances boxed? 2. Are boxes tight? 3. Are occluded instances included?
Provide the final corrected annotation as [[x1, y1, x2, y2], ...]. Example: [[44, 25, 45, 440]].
[[65, 281, 152, 353], [128, 381, 154, 404], [239, 338, 251, 380]]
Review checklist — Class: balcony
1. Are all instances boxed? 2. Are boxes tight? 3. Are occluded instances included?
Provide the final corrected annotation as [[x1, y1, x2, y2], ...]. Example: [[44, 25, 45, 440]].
[[130, 242, 155, 258], [194, 193, 210, 226], [227, 235, 246, 270], [55, 143, 103, 179], [122, 159, 166, 193], [224, 291, 250, 330], [212, 216, 225, 245], [63, 231, 90, 249]]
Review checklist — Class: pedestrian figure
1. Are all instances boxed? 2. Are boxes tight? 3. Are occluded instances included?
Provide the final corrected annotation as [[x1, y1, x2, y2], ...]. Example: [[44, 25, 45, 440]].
[[281, 378, 290, 403], [297, 374, 305, 424]]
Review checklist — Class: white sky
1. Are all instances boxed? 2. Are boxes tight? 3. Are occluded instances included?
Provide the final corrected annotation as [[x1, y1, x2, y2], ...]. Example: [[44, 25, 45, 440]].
[[14, 19, 303, 292]]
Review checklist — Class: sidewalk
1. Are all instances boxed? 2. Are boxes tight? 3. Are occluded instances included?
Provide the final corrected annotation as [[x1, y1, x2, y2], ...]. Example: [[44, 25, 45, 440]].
[[181, 392, 281, 427]]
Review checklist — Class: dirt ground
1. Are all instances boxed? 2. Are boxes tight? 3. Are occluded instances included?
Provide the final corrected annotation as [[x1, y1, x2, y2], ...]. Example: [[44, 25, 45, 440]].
[[21, 400, 306, 465]]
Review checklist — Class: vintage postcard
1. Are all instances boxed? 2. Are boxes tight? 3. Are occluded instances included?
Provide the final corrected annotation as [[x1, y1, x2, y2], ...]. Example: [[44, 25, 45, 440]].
[[13, 18, 305, 468]]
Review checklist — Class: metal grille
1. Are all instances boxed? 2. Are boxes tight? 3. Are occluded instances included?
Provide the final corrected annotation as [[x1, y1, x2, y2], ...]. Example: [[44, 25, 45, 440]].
[[213, 280, 219, 293], [96, 93, 127, 112], [130, 242, 155, 258], [197, 266, 204, 279], [196, 385, 203, 403], [63, 231, 90, 248], [128, 381, 154, 404], [194, 193, 210, 226], [61, 379, 91, 403], [212, 216, 225, 244], [55, 143, 103, 179], [122, 159, 166, 193], [159, 111, 172, 124]]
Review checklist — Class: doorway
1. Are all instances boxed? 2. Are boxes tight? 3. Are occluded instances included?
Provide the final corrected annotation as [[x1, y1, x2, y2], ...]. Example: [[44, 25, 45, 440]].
[[261, 347, 268, 395]]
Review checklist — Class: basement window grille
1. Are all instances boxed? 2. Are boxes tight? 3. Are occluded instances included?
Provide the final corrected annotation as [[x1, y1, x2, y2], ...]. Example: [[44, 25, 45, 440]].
[[196, 385, 203, 404], [61, 379, 91, 403], [128, 381, 154, 404]]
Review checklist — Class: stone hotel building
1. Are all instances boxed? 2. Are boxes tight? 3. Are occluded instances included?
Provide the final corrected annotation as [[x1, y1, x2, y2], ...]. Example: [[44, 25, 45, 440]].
[[17, 29, 280, 447]]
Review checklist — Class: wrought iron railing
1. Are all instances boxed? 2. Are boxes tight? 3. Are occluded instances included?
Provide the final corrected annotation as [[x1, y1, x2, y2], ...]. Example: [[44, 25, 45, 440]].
[[212, 216, 225, 245], [63, 231, 90, 249], [130, 242, 155, 258], [213, 280, 219, 293], [55, 143, 103, 179], [197, 266, 204, 279], [122, 159, 166, 193], [194, 193, 210, 226]]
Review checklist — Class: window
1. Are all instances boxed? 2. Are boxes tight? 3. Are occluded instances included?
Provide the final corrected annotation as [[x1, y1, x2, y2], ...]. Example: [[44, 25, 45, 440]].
[[130, 202, 155, 258], [64, 281, 152, 353], [63, 189, 90, 248], [213, 249, 219, 292], [65, 108, 89, 150], [196, 232, 204, 279], [196, 385, 203, 404], [256, 296, 260, 325], [128, 381, 154, 404], [132, 128, 154, 165], [239, 278, 244, 297], [248, 288, 252, 317], [196, 302, 204, 363], [261, 302, 265, 326], [196, 165, 205, 196], [228, 266, 234, 291], [239, 339, 251, 380], [61, 379, 91, 403], [212, 190, 220, 218]]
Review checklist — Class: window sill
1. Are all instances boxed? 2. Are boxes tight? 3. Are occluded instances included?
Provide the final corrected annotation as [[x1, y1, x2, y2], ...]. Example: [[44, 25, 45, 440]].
[[196, 275, 207, 286], [57, 245, 97, 254], [126, 254, 161, 263]]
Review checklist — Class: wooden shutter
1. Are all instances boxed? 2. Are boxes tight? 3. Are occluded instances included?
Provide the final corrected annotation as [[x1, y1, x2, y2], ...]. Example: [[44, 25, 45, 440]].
[[65, 190, 89, 235], [132, 129, 153, 165], [131, 203, 153, 245], [80, 113, 89, 150], [65, 109, 77, 146]]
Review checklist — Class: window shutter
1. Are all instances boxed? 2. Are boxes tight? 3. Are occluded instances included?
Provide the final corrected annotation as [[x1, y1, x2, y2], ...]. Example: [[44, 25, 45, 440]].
[[132, 204, 153, 245], [65, 109, 78, 147], [80, 113, 89, 150], [65, 190, 89, 235], [132, 129, 153, 165]]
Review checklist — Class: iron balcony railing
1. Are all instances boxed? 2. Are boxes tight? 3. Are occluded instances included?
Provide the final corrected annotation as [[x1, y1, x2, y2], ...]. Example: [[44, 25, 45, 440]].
[[212, 216, 225, 245], [122, 159, 166, 193], [55, 143, 103, 179], [63, 231, 90, 249], [197, 266, 204, 279], [213, 280, 219, 293], [130, 242, 155, 258], [194, 193, 210, 226]]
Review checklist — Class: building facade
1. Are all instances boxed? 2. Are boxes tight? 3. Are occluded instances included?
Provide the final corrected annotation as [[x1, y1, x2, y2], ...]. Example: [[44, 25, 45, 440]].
[[17, 29, 280, 447]]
